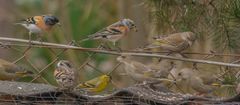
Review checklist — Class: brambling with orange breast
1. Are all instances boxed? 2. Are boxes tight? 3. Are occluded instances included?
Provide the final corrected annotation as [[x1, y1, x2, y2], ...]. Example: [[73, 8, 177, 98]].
[[80, 19, 137, 47], [16, 15, 60, 42], [54, 60, 76, 89]]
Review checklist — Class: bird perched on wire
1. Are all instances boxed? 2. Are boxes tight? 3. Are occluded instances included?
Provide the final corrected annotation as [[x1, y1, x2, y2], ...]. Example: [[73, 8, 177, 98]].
[[143, 32, 196, 54], [16, 15, 60, 42], [177, 68, 220, 95], [80, 18, 137, 47], [54, 60, 76, 89], [0, 58, 33, 81], [117, 55, 175, 84], [75, 74, 111, 93]]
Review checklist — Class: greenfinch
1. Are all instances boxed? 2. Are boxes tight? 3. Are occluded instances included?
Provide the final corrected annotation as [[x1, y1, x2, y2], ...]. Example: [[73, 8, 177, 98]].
[[0, 58, 33, 80], [75, 75, 111, 93]]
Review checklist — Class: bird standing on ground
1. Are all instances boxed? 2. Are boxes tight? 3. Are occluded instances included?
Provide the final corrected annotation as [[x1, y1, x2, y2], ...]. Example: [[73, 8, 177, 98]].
[[16, 15, 60, 42], [117, 55, 174, 84], [144, 32, 196, 54], [54, 60, 76, 89], [0, 58, 33, 80], [177, 68, 220, 95], [75, 75, 111, 93], [81, 19, 137, 47]]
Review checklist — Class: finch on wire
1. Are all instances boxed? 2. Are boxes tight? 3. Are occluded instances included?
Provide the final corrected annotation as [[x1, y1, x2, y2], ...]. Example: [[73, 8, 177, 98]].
[[80, 18, 137, 47], [75, 75, 111, 93], [144, 32, 196, 53], [54, 60, 76, 89], [0, 58, 33, 80], [16, 15, 60, 42], [117, 55, 175, 84]]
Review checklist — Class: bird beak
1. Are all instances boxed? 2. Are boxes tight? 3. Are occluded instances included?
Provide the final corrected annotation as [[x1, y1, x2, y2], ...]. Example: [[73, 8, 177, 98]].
[[57, 22, 62, 26], [134, 27, 138, 32]]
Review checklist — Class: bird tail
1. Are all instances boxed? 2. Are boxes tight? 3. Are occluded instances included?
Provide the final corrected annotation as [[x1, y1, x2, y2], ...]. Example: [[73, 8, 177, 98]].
[[16, 70, 34, 77], [76, 82, 95, 88]]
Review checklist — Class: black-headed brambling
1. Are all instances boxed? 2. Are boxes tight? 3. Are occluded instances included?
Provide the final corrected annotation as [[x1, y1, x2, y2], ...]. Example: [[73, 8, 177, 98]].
[[117, 55, 174, 84], [16, 15, 60, 41]]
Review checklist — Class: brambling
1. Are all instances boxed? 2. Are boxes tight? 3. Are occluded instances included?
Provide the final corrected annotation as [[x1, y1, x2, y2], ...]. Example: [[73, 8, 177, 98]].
[[177, 68, 220, 95], [144, 32, 196, 53], [0, 58, 33, 81], [54, 60, 76, 89], [81, 18, 137, 46], [75, 75, 111, 93], [16, 15, 60, 42], [117, 55, 175, 84]]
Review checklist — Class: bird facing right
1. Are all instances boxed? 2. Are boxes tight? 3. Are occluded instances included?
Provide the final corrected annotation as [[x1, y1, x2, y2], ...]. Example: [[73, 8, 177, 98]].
[[81, 18, 137, 46], [16, 15, 60, 42], [144, 32, 196, 53], [75, 74, 111, 93], [117, 55, 174, 84]]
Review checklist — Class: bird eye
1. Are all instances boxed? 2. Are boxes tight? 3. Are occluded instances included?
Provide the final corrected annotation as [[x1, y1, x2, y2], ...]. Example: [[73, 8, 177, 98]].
[[178, 73, 182, 76], [65, 63, 72, 68]]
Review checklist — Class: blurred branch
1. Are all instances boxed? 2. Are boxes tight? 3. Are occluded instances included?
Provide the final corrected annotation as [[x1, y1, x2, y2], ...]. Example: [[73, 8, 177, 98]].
[[1, 37, 240, 67]]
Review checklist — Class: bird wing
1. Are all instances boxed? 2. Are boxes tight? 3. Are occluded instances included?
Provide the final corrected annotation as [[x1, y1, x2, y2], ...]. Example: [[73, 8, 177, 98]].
[[78, 76, 101, 88], [16, 17, 35, 25], [131, 61, 152, 73], [191, 77, 213, 93]]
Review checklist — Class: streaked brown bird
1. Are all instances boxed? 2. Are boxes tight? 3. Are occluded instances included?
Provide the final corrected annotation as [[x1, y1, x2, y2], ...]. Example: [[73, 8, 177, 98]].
[[0, 58, 33, 80], [144, 32, 196, 53], [54, 60, 76, 89], [177, 68, 220, 95], [117, 55, 175, 84]]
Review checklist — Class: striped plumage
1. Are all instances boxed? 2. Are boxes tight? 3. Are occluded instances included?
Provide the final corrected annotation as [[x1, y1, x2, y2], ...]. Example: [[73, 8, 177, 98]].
[[54, 60, 75, 89], [17, 15, 59, 34], [82, 18, 137, 45]]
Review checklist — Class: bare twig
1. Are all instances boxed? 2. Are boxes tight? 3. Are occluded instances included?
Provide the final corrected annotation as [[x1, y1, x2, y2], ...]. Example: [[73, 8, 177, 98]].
[[1, 37, 240, 67]]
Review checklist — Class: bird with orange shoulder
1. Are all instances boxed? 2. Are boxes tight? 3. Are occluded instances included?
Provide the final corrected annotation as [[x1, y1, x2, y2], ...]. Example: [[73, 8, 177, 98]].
[[16, 15, 60, 42], [79, 18, 137, 48]]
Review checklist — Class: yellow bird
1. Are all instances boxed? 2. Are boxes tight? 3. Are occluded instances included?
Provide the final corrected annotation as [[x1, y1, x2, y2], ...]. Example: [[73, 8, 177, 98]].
[[76, 75, 111, 93], [0, 58, 33, 80]]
